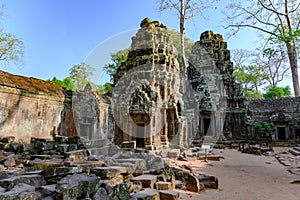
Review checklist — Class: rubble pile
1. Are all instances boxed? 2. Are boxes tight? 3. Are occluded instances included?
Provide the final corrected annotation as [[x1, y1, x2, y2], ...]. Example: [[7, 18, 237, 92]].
[[0, 136, 219, 199], [276, 146, 300, 177]]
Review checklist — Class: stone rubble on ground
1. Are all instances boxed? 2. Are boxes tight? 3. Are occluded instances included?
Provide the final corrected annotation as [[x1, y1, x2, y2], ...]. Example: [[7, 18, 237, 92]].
[[0, 135, 219, 199]]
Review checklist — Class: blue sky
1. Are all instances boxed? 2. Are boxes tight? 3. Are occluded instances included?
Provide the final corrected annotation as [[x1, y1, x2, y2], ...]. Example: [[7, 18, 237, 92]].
[[2, 0, 259, 84]]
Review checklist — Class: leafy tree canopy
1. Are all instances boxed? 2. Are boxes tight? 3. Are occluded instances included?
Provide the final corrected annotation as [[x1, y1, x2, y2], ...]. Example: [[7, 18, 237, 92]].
[[69, 62, 94, 90], [263, 86, 291, 99], [49, 77, 75, 91]]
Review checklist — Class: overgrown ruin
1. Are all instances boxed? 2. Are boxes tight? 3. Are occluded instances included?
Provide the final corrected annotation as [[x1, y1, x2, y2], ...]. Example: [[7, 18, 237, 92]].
[[0, 18, 300, 146], [0, 18, 299, 199]]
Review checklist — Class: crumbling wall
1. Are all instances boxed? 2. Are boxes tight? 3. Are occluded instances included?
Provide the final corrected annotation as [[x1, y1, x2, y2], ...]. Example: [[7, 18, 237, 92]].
[[0, 70, 111, 142], [247, 97, 300, 140]]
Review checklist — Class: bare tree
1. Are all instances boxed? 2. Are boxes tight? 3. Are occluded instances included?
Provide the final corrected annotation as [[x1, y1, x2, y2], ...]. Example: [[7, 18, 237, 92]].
[[231, 49, 267, 97], [255, 42, 290, 87], [224, 0, 300, 96], [159, 0, 211, 79]]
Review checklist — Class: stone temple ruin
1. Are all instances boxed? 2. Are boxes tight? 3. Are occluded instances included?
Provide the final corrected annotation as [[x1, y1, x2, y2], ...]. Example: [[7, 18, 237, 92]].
[[0, 18, 300, 147], [0, 18, 299, 199]]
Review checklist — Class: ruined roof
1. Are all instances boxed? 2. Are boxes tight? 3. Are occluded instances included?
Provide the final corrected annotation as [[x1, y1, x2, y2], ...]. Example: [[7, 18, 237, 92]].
[[0, 70, 64, 97]]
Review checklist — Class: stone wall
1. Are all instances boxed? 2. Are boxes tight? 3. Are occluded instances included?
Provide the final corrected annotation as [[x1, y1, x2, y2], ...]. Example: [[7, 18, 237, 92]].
[[246, 97, 300, 140], [0, 70, 111, 142]]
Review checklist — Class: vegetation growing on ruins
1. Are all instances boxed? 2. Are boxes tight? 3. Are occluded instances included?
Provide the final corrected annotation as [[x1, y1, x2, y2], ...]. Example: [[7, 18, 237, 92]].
[[253, 121, 272, 139]]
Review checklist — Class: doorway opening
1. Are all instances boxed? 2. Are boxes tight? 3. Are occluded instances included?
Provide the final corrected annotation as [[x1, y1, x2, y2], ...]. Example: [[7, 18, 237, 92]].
[[203, 118, 211, 136], [295, 129, 300, 140], [135, 124, 145, 148], [277, 127, 286, 140]]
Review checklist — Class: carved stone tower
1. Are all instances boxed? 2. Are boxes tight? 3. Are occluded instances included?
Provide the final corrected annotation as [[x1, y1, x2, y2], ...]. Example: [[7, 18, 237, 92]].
[[188, 30, 245, 141], [112, 18, 183, 149]]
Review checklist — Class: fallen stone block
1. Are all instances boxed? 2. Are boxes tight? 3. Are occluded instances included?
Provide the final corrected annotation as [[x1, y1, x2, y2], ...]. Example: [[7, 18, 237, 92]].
[[0, 183, 36, 200], [4, 157, 16, 168], [289, 148, 300, 156], [198, 155, 224, 161], [56, 173, 101, 200], [65, 149, 88, 162], [196, 174, 218, 189], [103, 176, 124, 189], [155, 182, 172, 190], [92, 187, 108, 200], [29, 158, 65, 170], [66, 161, 105, 173], [0, 170, 24, 180], [116, 162, 137, 174], [132, 175, 157, 189], [90, 166, 127, 179], [159, 149, 169, 158], [174, 180, 185, 190], [116, 159, 147, 171], [41, 167, 82, 184], [132, 188, 160, 200], [168, 149, 180, 159], [88, 146, 110, 157], [159, 190, 179, 200], [39, 184, 56, 198], [171, 166, 191, 182], [0, 174, 46, 190], [186, 175, 204, 193]]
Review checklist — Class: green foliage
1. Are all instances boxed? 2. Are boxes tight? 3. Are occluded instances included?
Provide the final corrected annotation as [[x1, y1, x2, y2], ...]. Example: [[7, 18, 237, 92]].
[[253, 121, 272, 138], [0, 31, 24, 67], [49, 77, 75, 91], [104, 48, 130, 83], [244, 89, 263, 99], [69, 62, 94, 90], [263, 86, 291, 99], [233, 64, 267, 95], [96, 82, 112, 94]]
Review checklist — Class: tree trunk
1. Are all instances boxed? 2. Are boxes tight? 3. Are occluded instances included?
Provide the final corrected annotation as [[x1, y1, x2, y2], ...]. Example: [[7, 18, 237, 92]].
[[180, 0, 186, 79], [286, 41, 299, 96]]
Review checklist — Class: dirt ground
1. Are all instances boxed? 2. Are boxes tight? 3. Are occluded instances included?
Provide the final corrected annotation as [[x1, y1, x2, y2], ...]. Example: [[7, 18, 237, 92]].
[[177, 148, 300, 200]]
